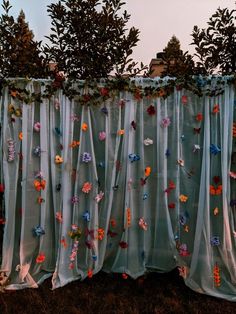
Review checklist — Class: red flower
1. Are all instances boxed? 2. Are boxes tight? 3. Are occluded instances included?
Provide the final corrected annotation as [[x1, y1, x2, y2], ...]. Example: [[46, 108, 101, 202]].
[[119, 241, 128, 248], [36, 253, 45, 264], [100, 88, 109, 97], [147, 105, 156, 116], [181, 95, 188, 105], [168, 203, 175, 209], [213, 176, 221, 184]]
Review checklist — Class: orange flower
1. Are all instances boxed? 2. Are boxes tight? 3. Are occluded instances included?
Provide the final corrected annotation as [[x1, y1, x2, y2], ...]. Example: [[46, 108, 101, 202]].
[[97, 228, 105, 240], [82, 182, 92, 193], [36, 253, 45, 264], [69, 140, 80, 148], [196, 113, 203, 121], [179, 194, 188, 202], [82, 123, 88, 131], [18, 132, 23, 141], [145, 166, 151, 177], [34, 179, 46, 191], [210, 185, 222, 195], [126, 208, 131, 227], [117, 129, 125, 135], [55, 155, 63, 164]]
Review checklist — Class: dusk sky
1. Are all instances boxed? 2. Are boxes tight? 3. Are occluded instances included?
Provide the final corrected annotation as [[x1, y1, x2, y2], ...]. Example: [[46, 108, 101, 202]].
[[1, 0, 235, 65]]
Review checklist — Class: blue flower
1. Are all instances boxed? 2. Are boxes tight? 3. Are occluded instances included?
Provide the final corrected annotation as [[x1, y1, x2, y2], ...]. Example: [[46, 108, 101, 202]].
[[128, 153, 140, 163], [32, 225, 45, 237], [210, 144, 221, 155]]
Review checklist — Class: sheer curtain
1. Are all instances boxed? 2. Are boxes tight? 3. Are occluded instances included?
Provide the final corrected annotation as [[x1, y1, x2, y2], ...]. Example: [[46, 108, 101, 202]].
[[0, 78, 235, 301]]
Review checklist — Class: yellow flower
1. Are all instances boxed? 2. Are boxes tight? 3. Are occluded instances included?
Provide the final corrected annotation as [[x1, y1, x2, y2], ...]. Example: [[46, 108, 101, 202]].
[[179, 194, 188, 202]]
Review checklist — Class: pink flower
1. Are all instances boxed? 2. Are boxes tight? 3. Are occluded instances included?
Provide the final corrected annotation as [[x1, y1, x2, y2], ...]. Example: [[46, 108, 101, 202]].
[[82, 182, 92, 193], [34, 122, 41, 132], [160, 117, 171, 128], [99, 131, 106, 141]]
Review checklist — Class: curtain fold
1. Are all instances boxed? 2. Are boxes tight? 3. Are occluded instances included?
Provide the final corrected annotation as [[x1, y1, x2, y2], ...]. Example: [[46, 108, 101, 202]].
[[0, 78, 235, 301]]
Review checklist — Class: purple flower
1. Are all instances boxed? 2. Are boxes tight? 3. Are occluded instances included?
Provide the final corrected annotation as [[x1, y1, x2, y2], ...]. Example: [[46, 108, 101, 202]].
[[81, 152, 92, 163]]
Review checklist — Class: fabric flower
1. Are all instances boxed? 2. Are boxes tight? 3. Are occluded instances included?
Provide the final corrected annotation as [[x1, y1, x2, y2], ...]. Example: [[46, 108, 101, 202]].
[[99, 131, 106, 141], [181, 95, 188, 105], [82, 123, 88, 131], [210, 236, 220, 246], [194, 127, 201, 134], [34, 122, 41, 132], [213, 207, 219, 216], [147, 105, 156, 116], [97, 228, 105, 240], [82, 182, 92, 193], [69, 140, 80, 148], [193, 144, 200, 152], [32, 225, 45, 237], [144, 138, 153, 146], [128, 153, 140, 162], [82, 211, 90, 222], [117, 129, 125, 135], [87, 269, 93, 278], [18, 132, 23, 141], [34, 180, 46, 191], [68, 224, 82, 240], [212, 104, 220, 114], [37, 196, 45, 204], [177, 159, 184, 167], [56, 212, 63, 223], [54, 98, 60, 110], [143, 193, 148, 200], [71, 195, 79, 204], [36, 253, 45, 264], [145, 166, 151, 177], [95, 191, 104, 203], [210, 185, 222, 195], [131, 121, 137, 130], [196, 113, 203, 121], [55, 155, 63, 164], [119, 99, 126, 107], [160, 117, 171, 128], [81, 152, 92, 163], [229, 171, 236, 179], [210, 144, 221, 155], [101, 107, 108, 115], [179, 194, 188, 202], [33, 146, 42, 157], [139, 217, 148, 231]]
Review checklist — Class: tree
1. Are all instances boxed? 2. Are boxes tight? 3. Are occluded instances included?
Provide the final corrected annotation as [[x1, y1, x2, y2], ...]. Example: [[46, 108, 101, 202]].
[[161, 35, 195, 78], [0, 0, 49, 78], [45, 0, 146, 79], [191, 7, 236, 75]]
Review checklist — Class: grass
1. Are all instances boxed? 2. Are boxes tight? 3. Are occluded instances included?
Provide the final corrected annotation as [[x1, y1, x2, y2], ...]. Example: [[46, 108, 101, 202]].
[[0, 269, 235, 314]]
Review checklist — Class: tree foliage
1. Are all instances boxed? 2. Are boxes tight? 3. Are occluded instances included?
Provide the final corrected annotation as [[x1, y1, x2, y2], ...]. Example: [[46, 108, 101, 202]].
[[161, 35, 195, 78], [0, 0, 49, 78], [191, 7, 236, 75], [45, 0, 146, 79]]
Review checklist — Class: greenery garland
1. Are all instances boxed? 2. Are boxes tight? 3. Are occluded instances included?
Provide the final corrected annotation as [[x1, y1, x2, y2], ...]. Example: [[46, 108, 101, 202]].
[[0, 74, 236, 106]]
